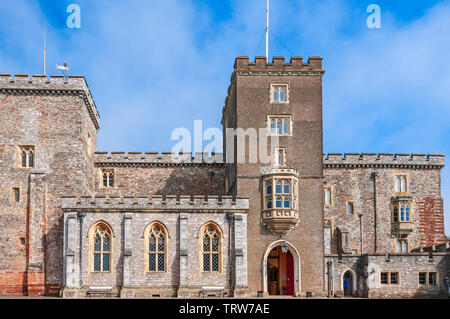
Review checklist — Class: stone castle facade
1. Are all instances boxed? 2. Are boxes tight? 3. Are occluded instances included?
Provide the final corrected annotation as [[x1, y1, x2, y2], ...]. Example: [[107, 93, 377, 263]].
[[0, 56, 448, 298]]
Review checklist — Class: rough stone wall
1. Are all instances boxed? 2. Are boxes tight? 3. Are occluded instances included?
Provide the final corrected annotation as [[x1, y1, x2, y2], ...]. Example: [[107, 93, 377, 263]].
[[93, 162, 225, 197], [323, 155, 446, 255], [222, 56, 325, 295], [0, 74, 98, 295]]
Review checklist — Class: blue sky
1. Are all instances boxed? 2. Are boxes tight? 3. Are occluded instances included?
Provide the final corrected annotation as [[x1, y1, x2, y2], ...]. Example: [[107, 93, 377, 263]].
[[0, 0, 449, 235]]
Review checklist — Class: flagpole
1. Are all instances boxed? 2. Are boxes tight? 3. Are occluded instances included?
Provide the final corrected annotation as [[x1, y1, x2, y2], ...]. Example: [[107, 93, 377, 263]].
[[266, 0, 269, 61], [43, 22, 46, 75]]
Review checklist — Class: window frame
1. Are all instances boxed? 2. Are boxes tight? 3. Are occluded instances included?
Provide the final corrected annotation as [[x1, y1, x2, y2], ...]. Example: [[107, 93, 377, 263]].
[[17, 145, 35, 169], [418, 271, 439, 287], [89, 222, 113, 273], [324, 187, 332, 207], [267, 115, 293, 136], [100, 169, 115, 189], [270, 84, 289, 104], [11, 187, 20, 204], [395, 238, 409, 253], [144, 222, 168, 273], [394, 174, 408, 194], [274, 148, 286, 167], [199, 222, 223, 274], [380, 271, 401, 286]]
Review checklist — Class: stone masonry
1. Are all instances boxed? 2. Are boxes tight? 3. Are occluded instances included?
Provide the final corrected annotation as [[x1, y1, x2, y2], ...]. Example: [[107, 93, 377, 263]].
[[0, 56, 448, 298]]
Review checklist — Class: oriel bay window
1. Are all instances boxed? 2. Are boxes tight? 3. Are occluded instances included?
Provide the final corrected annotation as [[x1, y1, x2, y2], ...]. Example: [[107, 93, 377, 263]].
[[264, 178, 297, 210]]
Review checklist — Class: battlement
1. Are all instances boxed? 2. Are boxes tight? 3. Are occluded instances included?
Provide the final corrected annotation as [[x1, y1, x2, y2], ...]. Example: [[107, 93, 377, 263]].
[[61, 194, 249, 212], [94, 151, 225, 166], [234, 56, 324, 73], [0, 74, 100, 129], [323, 153, 445, 168]]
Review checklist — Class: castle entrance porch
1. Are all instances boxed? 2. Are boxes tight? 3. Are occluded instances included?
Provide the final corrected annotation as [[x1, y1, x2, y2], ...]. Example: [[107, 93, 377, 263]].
[[262, 240, 301, 296]]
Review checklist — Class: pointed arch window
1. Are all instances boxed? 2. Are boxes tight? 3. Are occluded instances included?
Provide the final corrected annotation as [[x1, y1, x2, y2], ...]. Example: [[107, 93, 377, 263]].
[[18, 146, 35, 168], [146, 223, 167, 272], [101, 169, 114, 188], [91, 223, 112, 272], [275, 181, 282, 194], [283, 181, 290, 194], [275, 196, 282, 208], [271, 84, 289, 103], [201, 224, 221, 272]]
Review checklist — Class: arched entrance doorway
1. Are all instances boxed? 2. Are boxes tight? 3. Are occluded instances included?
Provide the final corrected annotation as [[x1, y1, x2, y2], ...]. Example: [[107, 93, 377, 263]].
[[343, 270, 354, 297], [262, 240, 301, 296]]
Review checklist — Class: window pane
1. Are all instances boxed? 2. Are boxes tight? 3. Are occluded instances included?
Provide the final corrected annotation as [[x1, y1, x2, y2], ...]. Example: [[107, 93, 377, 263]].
[[347, 203, 353, 214], [94, 234, 101, 251], [212, 236, 219, 252], [325, 189, 331, 205], [283, 197, 290, 208], [28, 151, 34, 167], [402, 241, 407, 253], [390, 273, 398, 284], [149, 234, 156, 252], [21, 151, 27, 167], [405, 205, 410, 221], [397, 241, 401, 253], [149, 253, 156, 271], [103, 234, 110, 252], [393, 207, 398, 222], [280, 88, 285, 101], [400, 206, 405, 222], [277, 120, 282, 134], [429, 273, 437, 285], [419, 273, 426, 285], [203, 237, 210, 252], [203, 254, 210, 271], [278, 151, 283, 166], [102, 254, 110, 271], [267, 183, 272, 195], [381, 273, 388, 284], [270, 120, 276, 134], [103, 173, 108, 187], [276, 181, 282, 194], [93, 253, 101, 271], [212, 254, 219, 272], [157, 254, 165, 271], [267, 197, 272, 209], [273, 89, 279, 102], [401, 176, 406, 192], [158, 234, 164, 252], [283, 181, 290, 194], [395, 176, 400, 192], [283, 120, 289, 134], [276, 197, 282, 208], [109, 174, 114, 187]]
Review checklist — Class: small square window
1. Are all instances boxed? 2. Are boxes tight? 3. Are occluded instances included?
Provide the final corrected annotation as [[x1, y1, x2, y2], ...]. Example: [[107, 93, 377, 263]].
[[419, 272, 427, 285], [428, 272, 437, 286]]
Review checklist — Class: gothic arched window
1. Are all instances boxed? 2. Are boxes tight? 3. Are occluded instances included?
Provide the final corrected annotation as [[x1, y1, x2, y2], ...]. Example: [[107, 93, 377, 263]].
[[201, 223, 221, 272], [90, 222, 112, 272], [275, 181, 282, 194], [145, 222, 167, 272], [276, 196, 282, 208], [283, 181, 290, 194]]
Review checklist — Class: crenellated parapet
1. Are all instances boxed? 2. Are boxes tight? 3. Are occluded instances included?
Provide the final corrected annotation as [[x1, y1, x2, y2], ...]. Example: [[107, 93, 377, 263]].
[[61, 194, 249, 212], [323, 153, 445, 169], [234, 56, 324, 74], [94, 151, 225, 167], [0, 74, 100, 129]]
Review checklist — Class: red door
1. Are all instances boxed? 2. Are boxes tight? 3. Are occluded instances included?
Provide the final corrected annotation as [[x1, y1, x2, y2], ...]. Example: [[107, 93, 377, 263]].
[[286, 250, 294, 295]]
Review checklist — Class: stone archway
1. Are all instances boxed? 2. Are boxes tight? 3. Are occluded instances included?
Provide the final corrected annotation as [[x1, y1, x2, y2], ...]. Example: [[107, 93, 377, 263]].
[[262, 240, 301, 296], [341, 269, 357, 297]]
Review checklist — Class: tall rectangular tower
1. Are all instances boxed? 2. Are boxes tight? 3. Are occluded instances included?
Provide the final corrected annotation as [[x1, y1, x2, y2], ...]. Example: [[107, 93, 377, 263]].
[[222, 56, 325, 296], [0, 74, 99, 295]]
